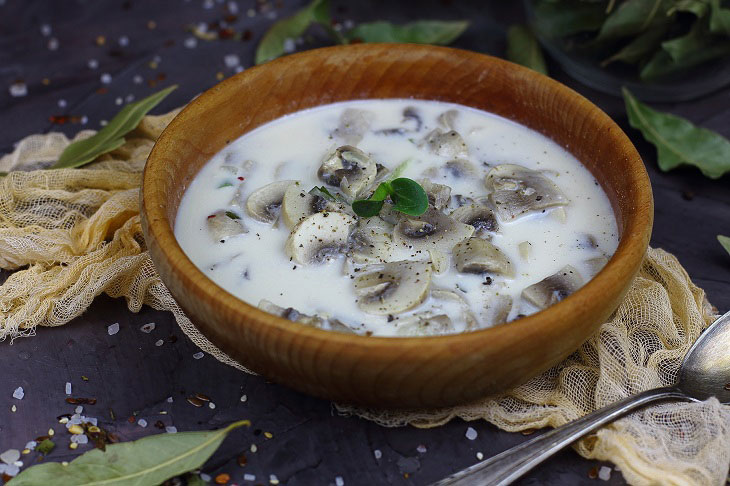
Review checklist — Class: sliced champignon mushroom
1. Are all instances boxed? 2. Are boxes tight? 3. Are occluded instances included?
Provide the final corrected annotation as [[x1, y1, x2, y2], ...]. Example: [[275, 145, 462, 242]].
[[395, 313, 453, 337], [227, 160, 256, 206], [423, 129, 468, 158], [285, 211, 356, 264], [481, 294, 513, 327], [585, 255, 609, 275], [444, 158, 476, 178], [258, 299, 324, 327], [431, 288, 479, 330], [333, 108, 375, 145], [393, 207, 474, 254], [206, 210, 248, 241], [419, 178, 452, 210], [353, 260, 432, 315], [518, 241, 532, 260], [318, 145, 378, 198], [378, 201, 402, 225], [428, 249, 450, 274], [245, 180, 296, 223], [348, 216, 393, 264], [280, 184, 349, 229], [485, 164, 569, 221], [521, 265, 584, 309], [450, 203, 498, 237], [328, 318, 355, 334], [453, 237, 514, 277], [576, 233, 599, 250], [437, 109, 459, 130], [451, 194, 474, 208]]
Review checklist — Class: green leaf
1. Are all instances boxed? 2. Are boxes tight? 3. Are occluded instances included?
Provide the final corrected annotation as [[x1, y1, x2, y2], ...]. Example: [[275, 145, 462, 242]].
[[623, 87, 730, 178], [389, 178, 429, 216], [719, 235, 730, 256], [596, 0, 674, 42], [352, 199, 386, 217], [533, 0, 608, 38], [51, 85, 177, 169], [662, 17, 710, 62], [601, 23, 668, 66], [36, 439, 55, 454], [710, 0, 730, 34], [218, 182, 234, 188], [669, 0, 711, 18], [225, 211, 241, 220], [309, 186, 337, 201], [10, 420, 249, 486], [506, 25, 548, 74], [254, 0, 330, 64], [639, 38, 730, 79], [370, 181, 392, 201], [344, 20, 469, 45]]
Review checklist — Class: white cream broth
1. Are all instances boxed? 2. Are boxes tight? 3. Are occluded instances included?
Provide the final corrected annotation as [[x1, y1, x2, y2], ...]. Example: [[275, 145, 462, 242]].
[[175, 99, 618, 337]]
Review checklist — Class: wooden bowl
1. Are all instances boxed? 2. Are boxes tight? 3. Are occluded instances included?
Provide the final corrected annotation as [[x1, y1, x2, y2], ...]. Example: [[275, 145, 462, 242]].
[[141, 44, 652, 408]]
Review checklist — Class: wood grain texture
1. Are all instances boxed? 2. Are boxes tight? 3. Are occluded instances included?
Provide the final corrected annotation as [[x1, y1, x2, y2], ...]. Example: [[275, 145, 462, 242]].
[[141, 43, 653, 408]]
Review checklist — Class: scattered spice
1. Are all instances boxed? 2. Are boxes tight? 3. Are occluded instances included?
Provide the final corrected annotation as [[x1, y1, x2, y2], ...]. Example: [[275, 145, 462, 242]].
[[214, 473, 230, 484], [187, 396, 205, 408], [237, 452, 247, 467], [588, 466, 599, 479], [520, 428, 536, 436], [36, 440, 55, 454]]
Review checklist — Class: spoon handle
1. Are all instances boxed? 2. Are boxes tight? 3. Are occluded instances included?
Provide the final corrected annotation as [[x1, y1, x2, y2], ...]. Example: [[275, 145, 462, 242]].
[[432, 386, 688, 486]]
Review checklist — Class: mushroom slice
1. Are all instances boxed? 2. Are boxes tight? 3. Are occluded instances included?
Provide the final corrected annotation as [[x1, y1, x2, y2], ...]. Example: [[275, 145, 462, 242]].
[[428, 250, 450, 274], [518, 241, 532, 260], [393, 208, 474, 254], [328, 318, 355, 334], [258, 299, 324, 327], [348, 216, 393, 264], [419, 179, 452, 210], [450, 203, 498, 237], [437, 109, 459, 130], [206, 210, 248, 241], [354, 260, 432, 315], [403, 106, 423, 131], [280, 184, 349, 229], [453, 238, 514, 277], [585, 255, 609, 276], [481, 294, 513, 327], [485, 164, 569, 221], [318, 145, 378, 198], [395, 313, 453, 337], [521, 265, 584, 309], [378, 201, 402, 225], [245, 180, 296, 223], [333, 108, 375, 145], [444, 158, 476, 178], [285, 211, 356, 264], [423, 129, 468, 158]]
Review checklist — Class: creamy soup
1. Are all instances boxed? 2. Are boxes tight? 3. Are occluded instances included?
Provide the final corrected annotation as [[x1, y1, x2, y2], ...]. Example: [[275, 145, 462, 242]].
[[175, 100, 618, 337]]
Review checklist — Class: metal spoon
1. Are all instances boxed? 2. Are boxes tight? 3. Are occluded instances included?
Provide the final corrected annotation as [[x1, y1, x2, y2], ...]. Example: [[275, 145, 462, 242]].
[[433, 309, 730, 486]]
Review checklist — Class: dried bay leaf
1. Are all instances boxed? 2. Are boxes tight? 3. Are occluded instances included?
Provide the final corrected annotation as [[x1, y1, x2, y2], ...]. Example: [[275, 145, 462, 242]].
[[345, 20, 468, 45], [10, 420, 249, 486], [623, 87, 730, 179], [506, 25, 548, 75], [51, 85, 177, 170]]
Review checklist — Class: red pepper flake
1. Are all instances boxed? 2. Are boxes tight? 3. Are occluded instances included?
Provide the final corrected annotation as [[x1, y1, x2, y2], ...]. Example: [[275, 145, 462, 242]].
[[154, 420, 165, 429], [214, 473, 230, 484], [218, 27, 235, 39], [127, 416, 136, 423], [156, 72, 167, 81], [241, 30, 252, 41], [148, 79, 158, 87], [588, 466, 598, 479], [49, 115, 70, 125], [65, 397, 97, 405], [163, 39, 175, 47], [208, 214, 217, 219], [237, 452, 247, 466], [237, 176, 245, 181], [2, 473, 13, 483], [224, 14, 238, 22], [96, 87, 108, 94]]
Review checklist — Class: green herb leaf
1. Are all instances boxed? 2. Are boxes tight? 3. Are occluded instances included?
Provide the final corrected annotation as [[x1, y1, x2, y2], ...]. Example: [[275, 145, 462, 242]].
[[506, 25, 548, 75], [51, 85, 177, 170], [719, 235, 730, 256], [345, 20, 468, 45], [623, 87, 730, 179], [370, 181, 392, 201], [309, 186, 337, 201], [10, 420, 249, 486], [352, 199, 386, 217], [709, 0, 730, 35], [533, 0, 608, 38], [225, 211, 241, 220], [254, 0, 330, 64], [218, 182, 234, 188], [596, 0, 674, 43], [36, 439, 55, 454], [601, 23, 668, 66], [389, 178, 429, 216]]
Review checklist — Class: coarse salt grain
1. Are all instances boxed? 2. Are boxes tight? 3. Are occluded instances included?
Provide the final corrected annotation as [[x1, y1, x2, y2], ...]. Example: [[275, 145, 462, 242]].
[[200, 473, 211, 481], [250, 444, 257, 453], [240, 394, 247, 402], [184, 37, 197, 49], [58, 99, 67, 108], [166, 396, 173, 403], [598, 466, 611, 481], [193, 352, 204, 359], [335, 476, 344, 486], [70, 434, 88, 444], [155, 339, 164, 346], [283, 38, 296, 54], [88, 59, 99, 69], [12, 387, 24, 400], [24, 441, 36, 451], [465, 427, 478, 440], [9, 82, 27, 97], [0, 449, 20, 465], [138, 419, 148, 428], [165, 426, 177, 433], [373, 449, 382, 459], [107, 322, 120, 335], [476, 451, 484, 460], [416, 444, 427, 454], [133, 74, 143, 84], [118, 35, 129, 46], [65, 382, 72, 395], [100, 73, 112, 84], [209, 402, 216, 409], [75, 405, 83, 414], [48, 38, 59, 50], [269, 474, 279, 484], [40, 24, 52, 36], [224, 54, 240, 68], [115, 97, 123, 106], [125, 94, 135, 103], [80, 116, 88, 125], [244, 473, 256, 481]]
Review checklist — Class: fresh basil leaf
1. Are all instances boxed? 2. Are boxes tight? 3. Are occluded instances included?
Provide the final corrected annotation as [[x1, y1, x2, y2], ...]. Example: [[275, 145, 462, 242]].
[[10, 420, 249, 486], [255, 0, 329, 64], [596, 0, 675, 42], [533, 0, 608, 38], [51, 85, 176, 169], [719, 235, 730, 256], [389, 178, 428, 216], [601, 23, 668, 66], [709, 0, 730, 35], [623, 87, 730, 179], [345, 20, 468, 45], [370, 182, 392, 201], [352, 199, 385, 217], [506, 25, 548, 75]]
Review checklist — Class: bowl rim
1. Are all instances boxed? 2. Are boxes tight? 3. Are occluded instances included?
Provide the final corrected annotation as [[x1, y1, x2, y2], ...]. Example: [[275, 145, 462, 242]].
[[142, 43, 653, 351]]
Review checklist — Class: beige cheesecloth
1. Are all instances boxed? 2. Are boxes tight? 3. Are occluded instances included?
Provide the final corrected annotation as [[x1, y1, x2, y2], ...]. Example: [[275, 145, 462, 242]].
[[1, 111, 728, 486]]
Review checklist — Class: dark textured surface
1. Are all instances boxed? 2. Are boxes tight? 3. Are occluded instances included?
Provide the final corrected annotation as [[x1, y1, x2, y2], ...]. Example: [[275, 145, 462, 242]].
[[0, 1, 728, 485]]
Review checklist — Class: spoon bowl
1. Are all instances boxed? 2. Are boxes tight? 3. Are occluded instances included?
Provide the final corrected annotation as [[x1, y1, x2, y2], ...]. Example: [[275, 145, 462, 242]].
[[437, 309, 730, 486]]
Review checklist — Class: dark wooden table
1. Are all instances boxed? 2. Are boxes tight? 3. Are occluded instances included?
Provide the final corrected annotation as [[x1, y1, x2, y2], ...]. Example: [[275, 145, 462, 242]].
[[1, 1, 728, 485]]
